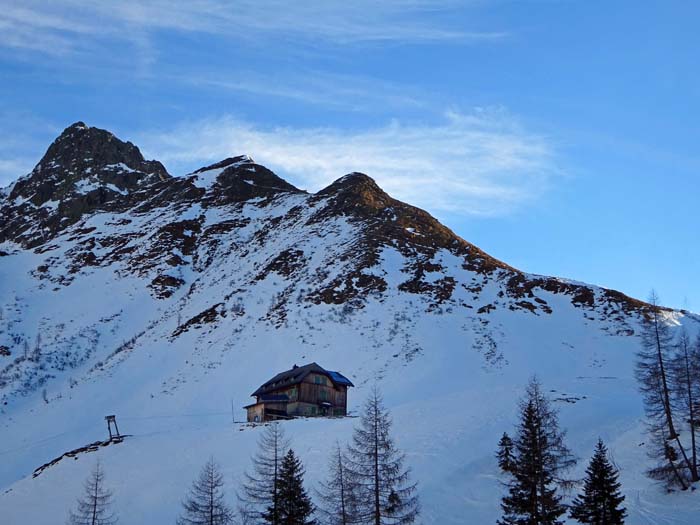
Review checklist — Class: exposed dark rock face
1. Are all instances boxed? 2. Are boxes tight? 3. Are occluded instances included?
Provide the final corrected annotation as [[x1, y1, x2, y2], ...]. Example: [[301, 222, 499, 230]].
[[193, 155, 252, 174], [0, 122, 172, 247], [9, 122, 169, 205], [307, 172, 512, 307], [0, 121, 650, 320], [194, 155, 304, 204], [0, 120, 665, 407]]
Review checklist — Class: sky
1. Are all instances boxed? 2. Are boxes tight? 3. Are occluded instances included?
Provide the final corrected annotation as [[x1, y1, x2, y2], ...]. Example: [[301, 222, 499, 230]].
[[0, 0, 698, 310]]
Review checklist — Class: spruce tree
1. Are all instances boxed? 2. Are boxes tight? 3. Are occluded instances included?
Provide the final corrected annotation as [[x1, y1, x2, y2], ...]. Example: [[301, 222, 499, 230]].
[[317, 442, 358, 525], [67, 461, 117, 525], [498, 378, 575, 525], [239, 423, 290, 524], [177, 457, 234, 525], [346, 386, 419, 525], [570, 440, 626, 525], [497, 432, 516, 474], [271, 449, 315, 525]]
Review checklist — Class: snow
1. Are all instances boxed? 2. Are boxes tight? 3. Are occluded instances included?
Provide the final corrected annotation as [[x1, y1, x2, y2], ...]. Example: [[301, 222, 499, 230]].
[[10, 194, 33, 206], [74, 179, 100, 194], [188, 157, 257, 190], [41, 200, 60, 211], [1, 189, 699, 524], [105, 163, 136, 173], [190, 167, 226, 189]]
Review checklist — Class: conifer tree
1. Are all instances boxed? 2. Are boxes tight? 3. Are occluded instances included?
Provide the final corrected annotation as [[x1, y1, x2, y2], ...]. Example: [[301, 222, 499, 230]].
[[67, 461, 117, 525], [177, 457, 234, 525], [317, 442, 358, 525], [346, 387, 419, 525], [635, 291, 693, 489], [270, 449, 315, 525], [570, 440, 626, 525], [498, 378, 575, 525], [496, 432, 516, 474], [669, 329, 700, 481], [239, 423, 289, 524]]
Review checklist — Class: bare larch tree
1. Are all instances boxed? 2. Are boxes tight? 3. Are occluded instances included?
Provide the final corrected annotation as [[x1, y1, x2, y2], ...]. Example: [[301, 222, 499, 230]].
[[345, 387, 419, 525], [316, 441, 358, 525], [67, 461, 117, 525], [177, 457, 234, 525], [239, 423, 290, 524], [635, 291, 694, 488]]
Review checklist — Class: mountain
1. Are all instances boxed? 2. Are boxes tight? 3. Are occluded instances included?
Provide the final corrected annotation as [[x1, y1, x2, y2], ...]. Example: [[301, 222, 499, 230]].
[[1, 123, 699, 524]]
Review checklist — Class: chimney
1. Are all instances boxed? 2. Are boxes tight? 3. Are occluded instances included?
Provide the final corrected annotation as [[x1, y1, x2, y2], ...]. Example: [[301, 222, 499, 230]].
[[293, 364, 298, 369]]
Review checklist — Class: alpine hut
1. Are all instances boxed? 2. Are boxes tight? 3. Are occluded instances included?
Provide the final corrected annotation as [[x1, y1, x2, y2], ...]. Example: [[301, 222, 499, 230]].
[[245, 363, 354, 422]]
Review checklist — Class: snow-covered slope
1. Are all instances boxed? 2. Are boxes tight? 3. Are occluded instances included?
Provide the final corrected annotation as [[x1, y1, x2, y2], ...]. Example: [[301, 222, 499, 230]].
[[1, 123, 699, 524]]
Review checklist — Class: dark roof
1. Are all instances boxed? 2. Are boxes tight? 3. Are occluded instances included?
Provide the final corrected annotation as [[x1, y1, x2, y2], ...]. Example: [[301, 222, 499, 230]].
[[243, 393, 290, 409], [327, 370, 354, 386], [251, 362, 354, 397]]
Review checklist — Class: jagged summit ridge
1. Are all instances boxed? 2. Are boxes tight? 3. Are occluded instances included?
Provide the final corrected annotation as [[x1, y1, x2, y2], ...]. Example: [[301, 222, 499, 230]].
[[0, 123, 172, 247], [14, 122, 169, 204], [0, 121, 647, 320], [191, 155, 304, 203], [193, 155, 255, 173]]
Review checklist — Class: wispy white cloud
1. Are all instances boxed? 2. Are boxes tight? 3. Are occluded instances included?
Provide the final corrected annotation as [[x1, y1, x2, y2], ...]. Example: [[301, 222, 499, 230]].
[[181, 70, 425, 112], [140, 108, 558, 217], [0, 1, 506, 57]]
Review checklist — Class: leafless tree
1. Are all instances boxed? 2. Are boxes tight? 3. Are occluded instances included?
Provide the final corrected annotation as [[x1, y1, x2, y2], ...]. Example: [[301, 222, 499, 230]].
[[316, 442, 359, 525], [635, 291, 693, 489], [239, 423, 289, 524], [669, 328, 700, 481], [177, 457, 234, 525], [66, 461, 117, 525], [345, 387, 419, 525]]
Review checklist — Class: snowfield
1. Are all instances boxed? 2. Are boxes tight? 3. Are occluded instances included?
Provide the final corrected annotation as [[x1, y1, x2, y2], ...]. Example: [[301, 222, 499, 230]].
[[2, 231, 699, 524], [1, 123, 700, 524]]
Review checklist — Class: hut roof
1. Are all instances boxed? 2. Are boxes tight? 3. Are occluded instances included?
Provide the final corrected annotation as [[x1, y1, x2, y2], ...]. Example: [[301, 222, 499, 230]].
[[251, 362, 354, 397]]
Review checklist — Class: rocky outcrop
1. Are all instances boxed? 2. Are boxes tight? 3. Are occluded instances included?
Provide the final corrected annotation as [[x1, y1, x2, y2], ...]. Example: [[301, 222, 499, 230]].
[[0, 122, 172, 247], [0, 122, 650, 319], [195, 155, 304, 204]]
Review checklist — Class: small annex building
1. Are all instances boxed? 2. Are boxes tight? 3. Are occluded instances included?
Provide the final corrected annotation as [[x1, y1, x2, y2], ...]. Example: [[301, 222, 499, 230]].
[[245, 362, 354, 422]]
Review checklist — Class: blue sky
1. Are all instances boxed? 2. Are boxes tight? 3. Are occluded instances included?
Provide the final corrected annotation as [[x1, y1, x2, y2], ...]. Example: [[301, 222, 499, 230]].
[[1, 1, 698, 310]]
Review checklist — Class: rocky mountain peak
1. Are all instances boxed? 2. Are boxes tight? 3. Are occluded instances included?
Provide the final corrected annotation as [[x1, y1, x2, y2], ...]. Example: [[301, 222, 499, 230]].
[[194, 156, 304, 204], [193, 155, 254, 174], [8, 122, 169, 206], [314, 172, 392, 218], [0, 123, 173, 248]]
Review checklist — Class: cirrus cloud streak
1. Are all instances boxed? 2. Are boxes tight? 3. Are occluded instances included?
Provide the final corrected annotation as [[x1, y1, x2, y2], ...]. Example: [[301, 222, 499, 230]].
[[140, 109, 559, 217]]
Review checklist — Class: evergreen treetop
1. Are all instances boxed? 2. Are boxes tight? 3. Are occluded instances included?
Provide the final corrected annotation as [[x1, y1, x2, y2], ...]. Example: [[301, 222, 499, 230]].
[[497, 432, 516, 474], [569, 439, 626, 525], [498, 378, 575, 525], [271, 449, 315, 525]]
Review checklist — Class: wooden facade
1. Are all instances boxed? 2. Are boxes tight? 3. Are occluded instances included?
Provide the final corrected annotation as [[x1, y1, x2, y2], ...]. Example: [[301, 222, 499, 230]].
[[245, 363, 353, 422]]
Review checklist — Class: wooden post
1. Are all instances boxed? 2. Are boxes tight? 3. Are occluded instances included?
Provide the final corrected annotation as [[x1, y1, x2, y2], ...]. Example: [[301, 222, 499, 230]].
[[105, 415, 120, 440]]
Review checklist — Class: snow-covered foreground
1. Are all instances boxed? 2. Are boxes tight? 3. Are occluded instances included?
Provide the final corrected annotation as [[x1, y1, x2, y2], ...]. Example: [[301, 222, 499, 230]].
[[2, 278, 700, 524]]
